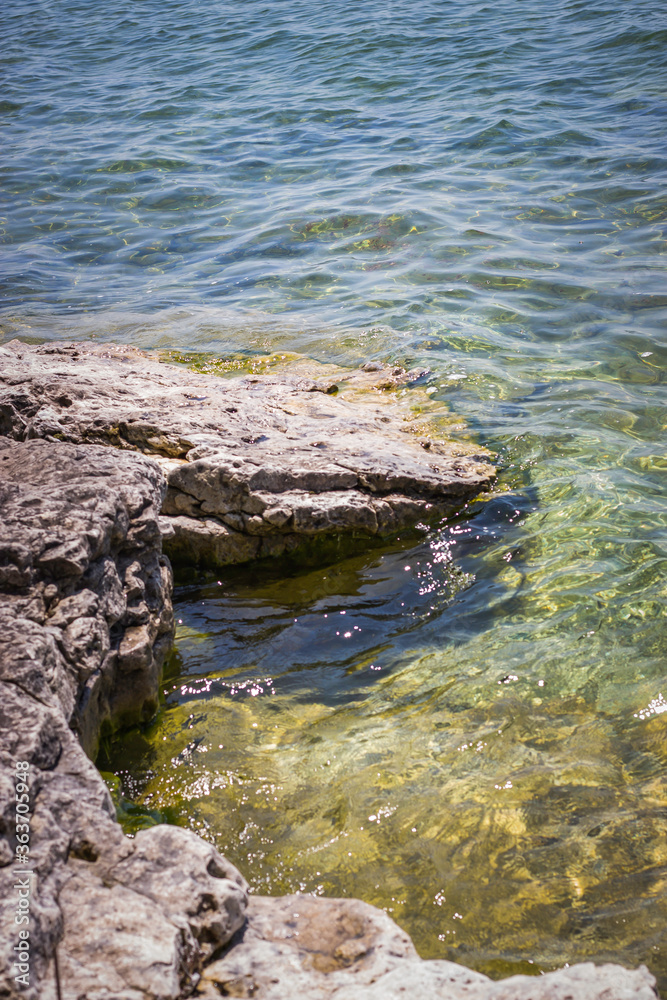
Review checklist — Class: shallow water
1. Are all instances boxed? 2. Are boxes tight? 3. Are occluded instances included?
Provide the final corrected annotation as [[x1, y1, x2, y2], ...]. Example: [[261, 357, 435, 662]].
[[4, 0, 666, 987]]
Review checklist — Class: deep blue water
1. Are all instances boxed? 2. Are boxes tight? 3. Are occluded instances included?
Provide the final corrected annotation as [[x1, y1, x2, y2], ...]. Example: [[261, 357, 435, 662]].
[[4, 0, 667, 986]]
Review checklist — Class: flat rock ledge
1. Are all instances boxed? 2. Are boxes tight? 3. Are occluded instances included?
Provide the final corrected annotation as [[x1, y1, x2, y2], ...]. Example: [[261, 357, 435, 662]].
[[0, 341, 659, 1000], [0, 340, 495, 567]]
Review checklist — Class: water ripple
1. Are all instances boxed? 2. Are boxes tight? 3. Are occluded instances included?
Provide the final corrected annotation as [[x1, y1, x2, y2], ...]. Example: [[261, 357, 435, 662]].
[[4, 0, 667, 989]]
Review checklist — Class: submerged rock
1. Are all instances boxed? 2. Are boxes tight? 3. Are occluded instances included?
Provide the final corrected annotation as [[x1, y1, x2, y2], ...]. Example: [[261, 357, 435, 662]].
[[0, 340, 658, 998], [0, 340, 495, 568]]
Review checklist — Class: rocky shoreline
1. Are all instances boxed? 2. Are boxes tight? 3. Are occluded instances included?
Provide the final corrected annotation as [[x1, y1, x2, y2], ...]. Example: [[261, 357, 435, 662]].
[[0, 341, 658, 999]]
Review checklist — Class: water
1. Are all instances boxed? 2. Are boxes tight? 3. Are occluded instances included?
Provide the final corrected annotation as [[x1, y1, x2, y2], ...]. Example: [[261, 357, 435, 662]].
[[4, 0, 667, 987]]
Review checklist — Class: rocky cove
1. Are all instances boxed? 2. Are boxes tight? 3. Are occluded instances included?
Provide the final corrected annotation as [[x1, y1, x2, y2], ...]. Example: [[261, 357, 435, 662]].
[[0, 339, 659, 1000]]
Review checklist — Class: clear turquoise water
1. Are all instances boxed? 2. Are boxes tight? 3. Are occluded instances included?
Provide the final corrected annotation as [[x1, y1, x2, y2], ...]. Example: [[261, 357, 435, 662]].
[[4, 0, 667, 987]]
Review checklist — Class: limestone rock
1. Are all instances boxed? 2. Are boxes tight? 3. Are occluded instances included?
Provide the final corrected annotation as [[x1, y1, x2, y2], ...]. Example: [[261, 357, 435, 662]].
[[483, 963, 658, 1000], [201, 894, 420, 997], [40, 824, 248, 1000], [0, 438, 248, 1000], [0, 340, 495, 567], [199, 896, 658, 999], [0, 341, 659, 1000], [0, 437, 172, 752]]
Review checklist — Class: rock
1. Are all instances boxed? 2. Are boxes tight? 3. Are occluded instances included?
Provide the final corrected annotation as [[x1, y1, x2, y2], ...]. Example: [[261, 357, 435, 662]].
[[201, 894, 420, 996], [0, 341, 659, 999], [198, 896, 658, 1000], [48, 826, 248, 1000], [0, 437, 248, 1000], [482, 963, 658, 1000], [0, 340, 495, 568], [0, 437, 173, 752]]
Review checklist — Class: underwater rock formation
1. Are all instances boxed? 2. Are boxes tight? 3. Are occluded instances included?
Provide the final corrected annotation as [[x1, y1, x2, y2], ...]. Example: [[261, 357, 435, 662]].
[[0, 340, 658, 998]]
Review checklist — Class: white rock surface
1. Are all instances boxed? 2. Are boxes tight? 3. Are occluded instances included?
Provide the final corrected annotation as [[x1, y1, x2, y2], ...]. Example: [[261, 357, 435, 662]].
[[200, 896, 658, 999]]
